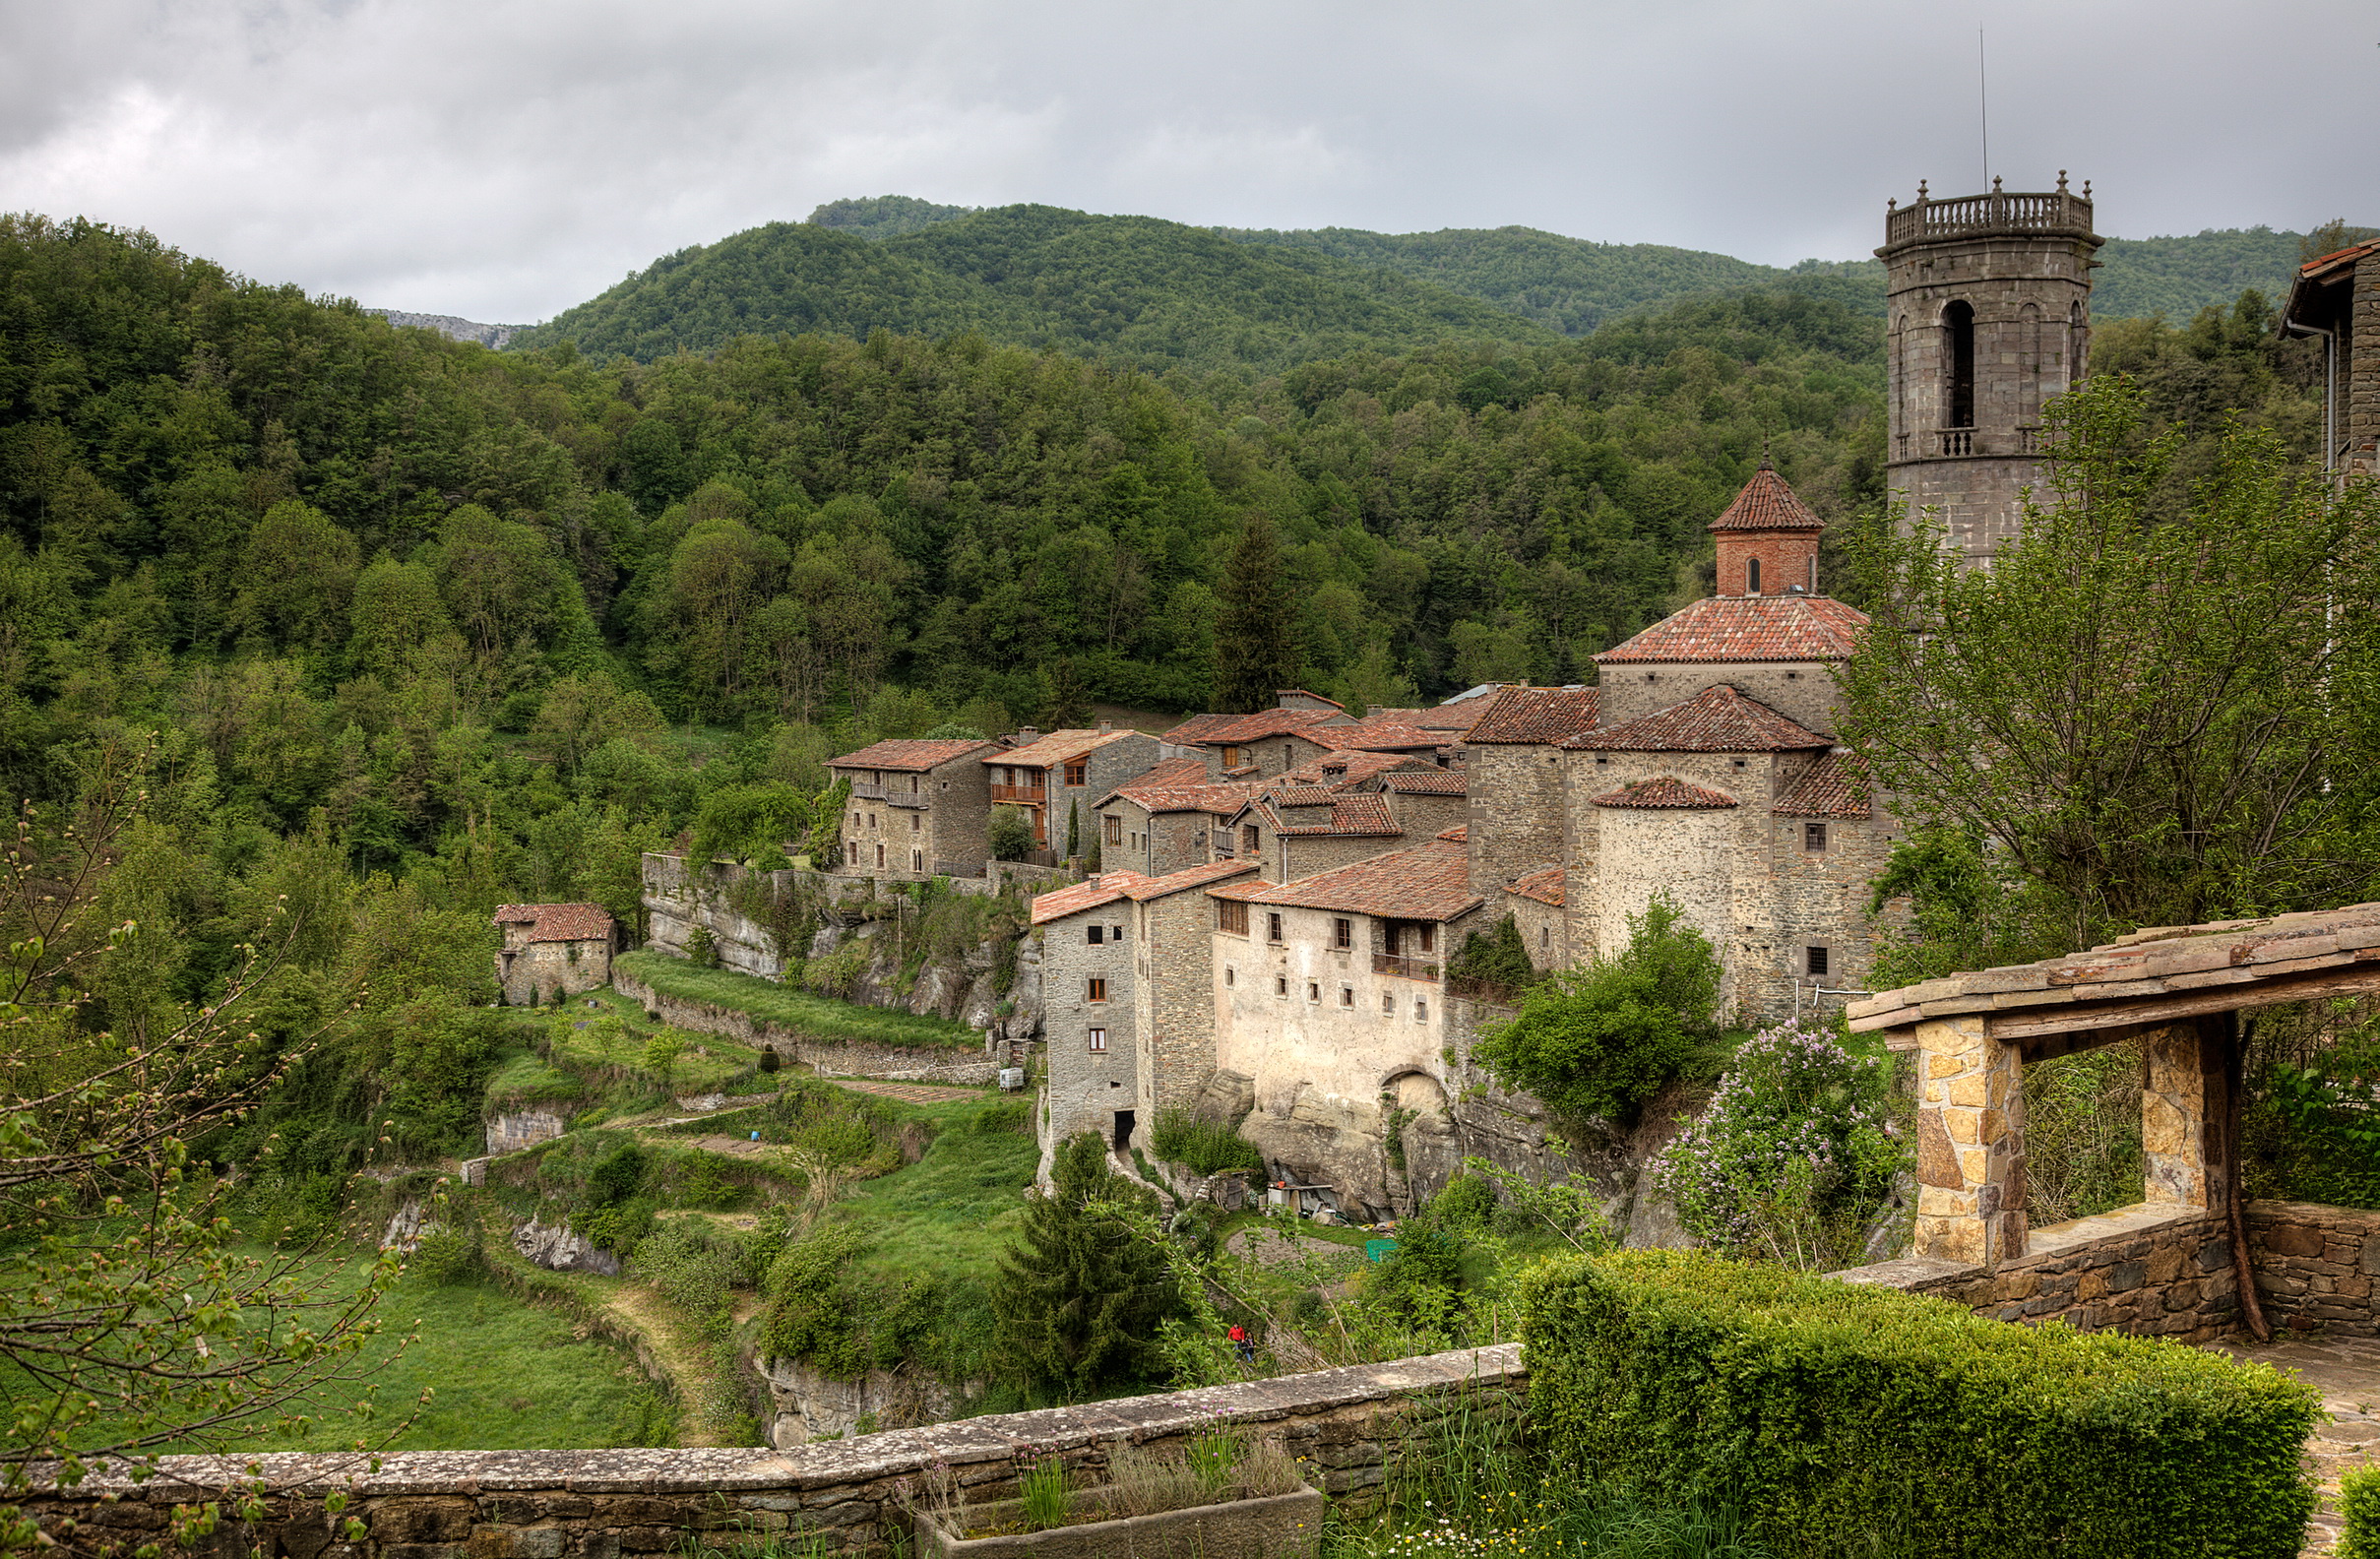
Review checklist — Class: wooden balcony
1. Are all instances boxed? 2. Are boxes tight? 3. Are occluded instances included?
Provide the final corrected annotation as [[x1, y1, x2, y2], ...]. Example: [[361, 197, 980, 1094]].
[[1373, 953, 1440, 982], [989, 783, 1046, 805], [846, 780, 887, 800]]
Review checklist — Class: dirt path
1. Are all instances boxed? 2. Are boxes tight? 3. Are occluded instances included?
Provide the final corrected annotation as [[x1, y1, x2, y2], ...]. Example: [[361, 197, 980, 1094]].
[[602, 1282, 741, 1449], [2203, 1334, 2380, 1556], [822, 1078, 995, 1105]]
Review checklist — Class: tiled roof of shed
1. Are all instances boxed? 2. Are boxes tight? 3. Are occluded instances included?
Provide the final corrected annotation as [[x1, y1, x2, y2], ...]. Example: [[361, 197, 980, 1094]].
[[1209, 837, 1481, 922], [1566, 685, 1829, 754], [1591, 776, 1740, 810], [1378, 770, 1468, 795], [1773, 750, 1872, 819], [492, 903, 616, 942], [1029, 872, 1156, 925], [1507, 866, 1565, 906], [1463, 686, 1601, 745], [996, 727, 1142, 769], [831, 738, 997, 773], [1595, 594, 1867, 664], [1708, 462, 1825, 532]]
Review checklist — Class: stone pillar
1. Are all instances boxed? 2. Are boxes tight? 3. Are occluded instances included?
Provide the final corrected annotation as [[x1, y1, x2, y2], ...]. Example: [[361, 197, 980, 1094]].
[[1911, 1015, 2028, 1268], [2141, 1020, 2221, 1211]]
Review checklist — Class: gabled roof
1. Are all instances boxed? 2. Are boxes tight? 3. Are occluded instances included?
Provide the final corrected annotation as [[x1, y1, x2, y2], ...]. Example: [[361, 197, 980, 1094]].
[[1709, 461, 1825, 532], [1187, 707, 1347, 746], [831, 738, 998, 773], [1595, 594, 1867, 664], [1093, 756, 1207, 807], [1274, 689, 1346, 711], [493, 903, 616, 943], [1281, 749, 1427, 790], [2282, 238, 2380, 332], [1566, 685, 1829, 754], [1326, 717, 1446, 752], [1379, 770, 1468, 795], [997, 727, 1143, 769], [1463, 686, 1601, 745], [1247, 791, 1402, 838], [1030, 871, 1155, 925], [1508, 866, 1565, 907], [1209, 836, 1480, 922], [1159, 711, 1245, 745], [1773, 750, 1873, 819], [1123, 858, 1260, 901], [1592, 776, 1740, 810]]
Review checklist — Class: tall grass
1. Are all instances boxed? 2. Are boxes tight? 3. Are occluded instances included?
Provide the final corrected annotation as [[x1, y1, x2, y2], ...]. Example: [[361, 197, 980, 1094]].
[[617, 950, 979, 1051], [1151, 1107, 1265, 1175]]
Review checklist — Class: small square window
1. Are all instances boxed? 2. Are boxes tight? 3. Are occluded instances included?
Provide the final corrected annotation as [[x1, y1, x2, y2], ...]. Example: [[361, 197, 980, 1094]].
[[1804, 822, 1829, 852], [1065, 761, 1088, 787], [1088, 977, 1108, 1002], [1341, 986, 1354, 1006], [1807, 946, 1831, 977], [1243, 825, 1261, 854], [1276, 975, 1288, 997], [1112, 924, 1125, 943], [1414, 999, 1428, 1023], [1088, 1027, 1107, 1053], [1088, 925, 1104, 945], [1219, 900, 1249, 935], [1306, 981, 1320, 1002], [1382, 992, 1395, 1016]]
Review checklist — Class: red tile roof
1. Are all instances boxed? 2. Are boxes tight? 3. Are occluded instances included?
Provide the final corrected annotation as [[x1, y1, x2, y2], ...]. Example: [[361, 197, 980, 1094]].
[[1591, 776, 1740, 810], [1188, 707, 1347, 745], [997, 727, 1143, 769], [1159, 712, 1245, 745], [1463, 686, 1601, 745], [1122, 858, 1261, 901], [1209, 837, 1481, 922], [1507, 866, 1565, 906], [1282, 749, 1425, 790], [1595, 594, 1867, 664], [1252, 791, 1402, 838], [1568, 685, 1828, 753], [831, 737, 998, 773], [1106, 778, 1265, 818], [1773, 750, 1872, 819], [1326, 717, 1445, 752], [1030, 871, 1156, 925], [1437, 825, 1469, 842], [493, 903, 616, 942], [1709, 462, 1824, 532], [2300, 237, 2380, 282], [1379, 770, 1469, 795], [1094, 756, 1207, 807]]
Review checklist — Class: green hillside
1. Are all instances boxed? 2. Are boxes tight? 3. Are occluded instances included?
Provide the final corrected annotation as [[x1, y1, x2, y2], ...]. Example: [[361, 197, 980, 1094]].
[[2092, 228, 2306, 321], [510, 205, 1560, 371]]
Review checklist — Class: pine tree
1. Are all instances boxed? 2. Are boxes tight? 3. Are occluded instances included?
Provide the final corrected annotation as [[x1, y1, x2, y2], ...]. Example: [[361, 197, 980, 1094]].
[[994, 1134, 1177, 1394], [1214, 514, 1302, 715]]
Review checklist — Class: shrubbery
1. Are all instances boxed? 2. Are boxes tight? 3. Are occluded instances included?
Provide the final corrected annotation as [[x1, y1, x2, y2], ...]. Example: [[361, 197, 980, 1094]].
[[1149, 1108, 1263, 1175], [1521, 1249, 2321, 1558], [1655, 1018, 1906, 1270], [2343, 1465, 2380, 1559]]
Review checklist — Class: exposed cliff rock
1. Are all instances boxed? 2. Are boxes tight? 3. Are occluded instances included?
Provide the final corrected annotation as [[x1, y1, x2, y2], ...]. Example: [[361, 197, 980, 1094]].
[[762, 1355, 957, 1447], [368, 309, 525, 347], [512, 1216, 622, 1276]]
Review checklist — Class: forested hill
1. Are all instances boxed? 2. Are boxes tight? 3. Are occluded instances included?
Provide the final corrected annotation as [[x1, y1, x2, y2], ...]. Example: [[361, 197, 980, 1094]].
[[506, 206, 1561, 372]]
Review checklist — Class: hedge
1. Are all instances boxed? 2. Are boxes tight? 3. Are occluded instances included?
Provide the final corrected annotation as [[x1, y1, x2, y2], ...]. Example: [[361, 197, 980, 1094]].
[[1518, 1249, 2319, 1558], [2344, 1465, 2380, 1559]]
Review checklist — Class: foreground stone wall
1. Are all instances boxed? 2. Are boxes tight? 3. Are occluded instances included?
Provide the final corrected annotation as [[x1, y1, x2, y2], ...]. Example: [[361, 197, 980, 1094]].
[[20, 1346, 1524, 1559]]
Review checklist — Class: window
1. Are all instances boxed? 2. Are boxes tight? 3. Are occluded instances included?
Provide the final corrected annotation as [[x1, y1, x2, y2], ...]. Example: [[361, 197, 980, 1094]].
[[1414, 998, 1428, 1023], [1276, 975, 1288, 997], [1341, 986, 1354, 1007], [874, 842, 885, 867], [1333, 917, 1352, 950], [1417, 924, 1435, 954], [1088, 1028, 1107, 1053], [1539, 925, 1551, 950], [1105, 815, 1122, 845], [910, 850, 922, 872], [1944, 299, 1975, 427], [1065, 761, 1087, 787], [908, 775, 919, 792], [1221, 745, 1242, 769], [1219, 900, 1249, 935], [1267, 912, 1284, 944], [910, 813, 920, 832], [1306, 981, 1320, 1002], [1225, 967, 1235, 987], [851, 810, 860, 826], [1382, 992, 1395, 1016], [1113, 924, 1125, 943], [1088, 977, 1108, 1002], [1088, 925, 1104, 945], [1804, 822, 1828, 852], [1807, 946, 1831, 977], [1242, 825, 1261, 854], [1747, 556, 1762, 594]]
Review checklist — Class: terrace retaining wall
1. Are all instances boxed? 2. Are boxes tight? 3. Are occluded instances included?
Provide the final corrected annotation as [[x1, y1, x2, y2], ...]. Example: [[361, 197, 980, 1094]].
[[611, 967, 1002, 1086], [18, 1346, 1526, 1559]]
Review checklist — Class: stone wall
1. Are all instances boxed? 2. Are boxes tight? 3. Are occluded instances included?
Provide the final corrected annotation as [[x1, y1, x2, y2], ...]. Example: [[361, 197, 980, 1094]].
[[1465, 744, 1565, 904], [1137, 883, 1225, 1123], [19, 1346, 1526, 1559], [610, 967, 1001, 1086], [1037, 906, 1142, 1167], [486, 1108, 570, 1155]]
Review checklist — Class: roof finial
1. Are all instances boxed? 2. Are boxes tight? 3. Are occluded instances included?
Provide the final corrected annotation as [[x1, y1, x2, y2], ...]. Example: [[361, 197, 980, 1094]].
[[1760, 438, 1774, 471], [1917, 178, 1929, 201], [1991, 174, 2003, 194], [2083, 178, 2092, 198], [2056, 168, 2069, 192]]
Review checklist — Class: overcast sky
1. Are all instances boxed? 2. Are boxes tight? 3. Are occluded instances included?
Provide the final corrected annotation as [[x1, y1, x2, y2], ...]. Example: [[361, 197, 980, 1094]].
[[3, 0, 2374, 325]]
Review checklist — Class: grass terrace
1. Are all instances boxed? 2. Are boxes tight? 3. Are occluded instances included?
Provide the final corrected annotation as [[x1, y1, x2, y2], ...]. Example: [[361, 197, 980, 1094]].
[[615, 949, 982, 1051]]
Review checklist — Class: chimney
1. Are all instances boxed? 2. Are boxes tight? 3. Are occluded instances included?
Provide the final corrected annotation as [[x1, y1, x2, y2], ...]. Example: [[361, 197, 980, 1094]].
[[1016, 725, 1039, 743], [1098, 719, 1112, 734]]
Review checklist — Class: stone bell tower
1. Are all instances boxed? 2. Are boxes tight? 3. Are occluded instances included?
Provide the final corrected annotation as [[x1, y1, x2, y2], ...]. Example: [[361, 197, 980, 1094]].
[[1880, 174, 2102, 564]]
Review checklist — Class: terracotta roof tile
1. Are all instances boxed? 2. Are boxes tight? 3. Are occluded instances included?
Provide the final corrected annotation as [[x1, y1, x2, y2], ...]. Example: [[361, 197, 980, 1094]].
[[1464, 686, 1601, 745], [1190, 707, 1347, 745], [1282, 749, 1425, 790], [1255, 791, 1402, 838], [1507, 866, 1565, 906], [1159, 712, 1243, 745], [1030, 872, 1155, 925], [1591, 776, 1740, 810], [1566, 685, 1829, 754], [831, 738, 998, 773], [1209, 837, 1481, 921], [493, 903, 616, 942], [1094, 757, 1208, 809], [1773, 750, 1872, 819], [1121, 858, 1260, 901], [1708, 463, 1825, 532], [997, 727, 1143, 769], [1378, 770, 1468, 795], [1326, 717, 1445, 752], [1105, 778, 1264, 818], [1437, 825, 1469, 842], [1596, 594, 1867, 664], [1274, 689, 1346, 710]]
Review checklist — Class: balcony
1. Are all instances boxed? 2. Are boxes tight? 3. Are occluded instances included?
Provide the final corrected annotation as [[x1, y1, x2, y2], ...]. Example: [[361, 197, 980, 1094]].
[[989, 783, 1046, 806], [1935, 427, 1974, 458], [1373, 953, 1440, 982], [846, 781, 887, 800], [885, 790, 928, 809], [1882, 185, 2095, 250]]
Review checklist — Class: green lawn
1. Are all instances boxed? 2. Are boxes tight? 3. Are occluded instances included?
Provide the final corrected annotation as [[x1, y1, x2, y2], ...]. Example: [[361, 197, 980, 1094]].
[[616, 950, 981, 1052], [831, 1095, 1039, 1283]]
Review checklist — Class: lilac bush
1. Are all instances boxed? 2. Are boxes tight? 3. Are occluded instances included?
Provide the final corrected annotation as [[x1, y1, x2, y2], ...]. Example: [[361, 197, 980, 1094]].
[[1655, 1019, 1909, 1270]]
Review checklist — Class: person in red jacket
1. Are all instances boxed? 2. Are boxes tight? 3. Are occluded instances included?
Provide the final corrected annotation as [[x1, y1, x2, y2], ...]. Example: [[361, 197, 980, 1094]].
[[1227, 1323, 1255, 1364]]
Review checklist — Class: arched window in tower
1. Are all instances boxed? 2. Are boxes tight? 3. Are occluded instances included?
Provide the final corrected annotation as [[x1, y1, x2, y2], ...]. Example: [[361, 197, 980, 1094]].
[[1747, 556, 1761, 594], [1943, 300, 1976, 429]]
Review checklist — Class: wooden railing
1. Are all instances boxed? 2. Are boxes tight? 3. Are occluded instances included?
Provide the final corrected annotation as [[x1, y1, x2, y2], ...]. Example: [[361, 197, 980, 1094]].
[[1884, 187, 2093, 248], [845, 780, 886, 800], [988, 783, 1046, 805], [885, 790, 927, 808], [1374, 953, 1440, 982]]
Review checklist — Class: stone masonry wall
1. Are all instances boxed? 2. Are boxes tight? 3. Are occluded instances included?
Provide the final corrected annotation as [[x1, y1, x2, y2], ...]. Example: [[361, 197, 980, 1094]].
[[1037, 909, 1141, 1167], [1465, 744, 1564, 903], [610, 967, 999, 1086], [1137, 884, 1224, 1123], [17, 1346, 1527, 1559]]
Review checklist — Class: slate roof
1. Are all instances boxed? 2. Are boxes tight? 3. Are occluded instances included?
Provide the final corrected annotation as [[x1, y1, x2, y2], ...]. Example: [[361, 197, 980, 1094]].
[[1591, 776, 1740, 810], [831, 738, 998, 773], [1566, 685, 1829, 754], [1378, 770, 1469, 795], [493, 903, 616, 943], [1595, 594, 1868, 664], [1185, 707, 1347, 745], [997, 727, 1142, 769], [1029, 871, 1155, 925], [1847, 902, 2380, 1045], [1463, 686, 1601, 745], [1209, 837, 1481, 922], [1508, 866, 1565, 906], [1773, 750, 1872, 819], [1709, 462, 1826, 532]]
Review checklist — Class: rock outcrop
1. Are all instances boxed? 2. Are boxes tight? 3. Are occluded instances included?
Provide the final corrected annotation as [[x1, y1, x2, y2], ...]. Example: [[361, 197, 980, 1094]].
[[761, 1355, 957, 1447], [512, 1216, 621, 1276]]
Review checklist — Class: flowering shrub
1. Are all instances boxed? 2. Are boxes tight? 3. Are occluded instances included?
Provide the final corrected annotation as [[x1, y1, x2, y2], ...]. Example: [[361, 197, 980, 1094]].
[[1655, 1019, 1906, 1270]]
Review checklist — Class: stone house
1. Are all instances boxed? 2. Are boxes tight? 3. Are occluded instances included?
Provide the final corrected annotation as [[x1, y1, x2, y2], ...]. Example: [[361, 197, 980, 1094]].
[[493, 903, 618, 1006], [985, 725, 1162, 861], [2279, 234, 2380, 484], [828, 738, 999, 882], [1204, 833, 1484, 1218], [1221, 788, 1407, 883], [1174, 701, 1353, 780], [1030, 859, 1259, 1172], [1092, 758, 1260, 877]]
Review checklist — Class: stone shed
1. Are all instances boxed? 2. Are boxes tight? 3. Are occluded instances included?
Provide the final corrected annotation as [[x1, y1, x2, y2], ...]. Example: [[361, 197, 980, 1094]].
[[493, 903, 618, 1007]]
